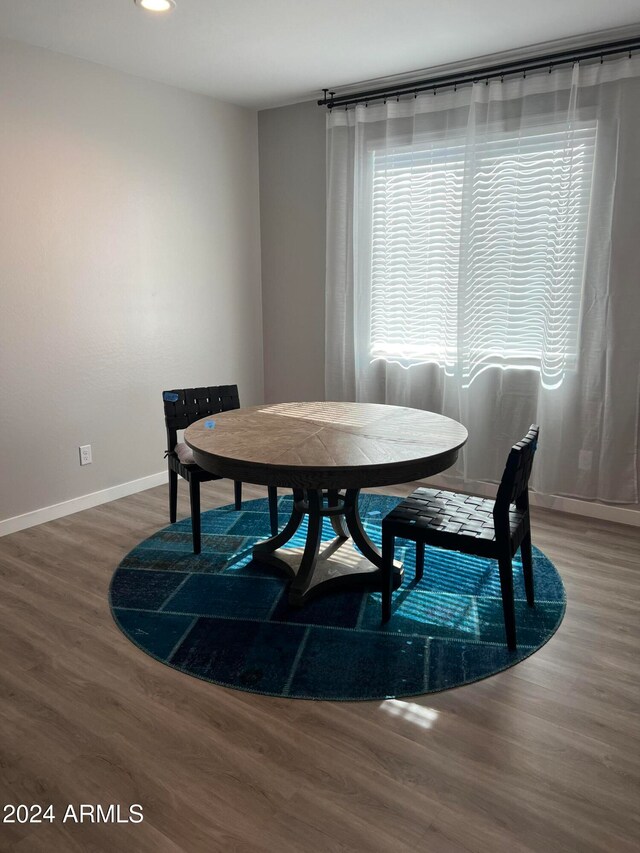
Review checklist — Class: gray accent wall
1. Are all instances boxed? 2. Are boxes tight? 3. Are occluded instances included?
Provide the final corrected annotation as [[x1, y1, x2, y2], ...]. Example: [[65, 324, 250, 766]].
[[258, 101, 326, 403]]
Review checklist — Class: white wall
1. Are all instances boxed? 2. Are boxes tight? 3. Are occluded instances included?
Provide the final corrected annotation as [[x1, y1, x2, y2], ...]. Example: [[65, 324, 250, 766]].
[[0, 38, 264, 526], [258, 101, 326, 403]]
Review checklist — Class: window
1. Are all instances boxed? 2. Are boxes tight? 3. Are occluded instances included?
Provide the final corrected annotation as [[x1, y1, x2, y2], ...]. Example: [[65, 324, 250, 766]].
[[369, 123, 596, 387]]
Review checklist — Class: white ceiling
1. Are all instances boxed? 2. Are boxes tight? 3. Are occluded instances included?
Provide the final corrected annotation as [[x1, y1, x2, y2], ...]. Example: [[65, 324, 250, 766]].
[[0, 0, 638, 109]]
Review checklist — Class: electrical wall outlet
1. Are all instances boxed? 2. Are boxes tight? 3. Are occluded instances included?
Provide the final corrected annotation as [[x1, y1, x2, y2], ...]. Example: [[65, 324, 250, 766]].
[[79, 445, 92, 466]]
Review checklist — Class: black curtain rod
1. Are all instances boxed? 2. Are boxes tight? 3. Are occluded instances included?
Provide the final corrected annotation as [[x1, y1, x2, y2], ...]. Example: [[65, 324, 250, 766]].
[[318, 34, 640, 108]]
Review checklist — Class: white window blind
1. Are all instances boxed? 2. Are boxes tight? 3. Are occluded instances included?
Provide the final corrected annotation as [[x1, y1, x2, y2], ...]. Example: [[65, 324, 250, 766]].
[[370, 124, 596, 387]]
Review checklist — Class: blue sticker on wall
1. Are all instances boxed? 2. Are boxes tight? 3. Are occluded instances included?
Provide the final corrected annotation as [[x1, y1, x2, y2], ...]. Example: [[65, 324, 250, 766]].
[[163, 392, 179, 402], [204, 420, 216, 429]]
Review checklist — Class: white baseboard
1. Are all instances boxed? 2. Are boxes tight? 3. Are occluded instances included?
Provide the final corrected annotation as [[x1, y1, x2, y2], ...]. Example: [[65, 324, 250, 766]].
[[0, 471, 169, 538], [527, 491, 640, 526], [2, 469, 638, 537], [425, 475, 640, 527]]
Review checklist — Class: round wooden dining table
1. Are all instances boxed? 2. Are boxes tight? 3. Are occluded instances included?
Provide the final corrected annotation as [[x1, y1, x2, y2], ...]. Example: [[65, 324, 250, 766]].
[[185, 402, 468, 605]]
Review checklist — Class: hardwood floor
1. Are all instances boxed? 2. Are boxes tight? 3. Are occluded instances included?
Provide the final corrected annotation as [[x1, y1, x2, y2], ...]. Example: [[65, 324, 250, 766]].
[[0, 481, 638, 852]]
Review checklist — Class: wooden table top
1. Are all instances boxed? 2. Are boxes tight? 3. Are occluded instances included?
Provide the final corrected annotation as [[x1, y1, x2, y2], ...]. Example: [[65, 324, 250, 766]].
[[185, 402, 468, 489]]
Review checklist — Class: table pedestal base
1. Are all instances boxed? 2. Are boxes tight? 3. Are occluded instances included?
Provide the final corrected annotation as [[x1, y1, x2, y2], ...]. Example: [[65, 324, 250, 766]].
[[252, 488, 403, 606]]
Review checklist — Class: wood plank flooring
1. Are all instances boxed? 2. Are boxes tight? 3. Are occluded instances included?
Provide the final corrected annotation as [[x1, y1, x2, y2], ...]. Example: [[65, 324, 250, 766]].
[[0, 481, 638, 853]]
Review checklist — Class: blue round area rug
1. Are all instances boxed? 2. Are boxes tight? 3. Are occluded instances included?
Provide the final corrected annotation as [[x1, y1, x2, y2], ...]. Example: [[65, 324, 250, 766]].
[[109, 494, 566, 701]]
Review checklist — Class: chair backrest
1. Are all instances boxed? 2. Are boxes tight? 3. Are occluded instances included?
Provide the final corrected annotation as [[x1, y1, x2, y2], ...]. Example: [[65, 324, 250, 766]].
[[493, 425, 539, 521], [162, 385, 240, 452]]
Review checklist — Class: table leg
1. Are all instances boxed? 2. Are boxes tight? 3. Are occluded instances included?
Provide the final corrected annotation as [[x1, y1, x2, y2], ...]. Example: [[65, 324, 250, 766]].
[[251, 487, 403, 605], [343, 488, 384, 568], [327, 489, 349, 538], [252, 488, 305, 555], [289, 489, 323, 602]]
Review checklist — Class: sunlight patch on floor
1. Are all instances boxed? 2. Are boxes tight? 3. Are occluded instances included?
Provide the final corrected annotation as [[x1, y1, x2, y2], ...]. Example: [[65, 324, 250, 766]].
[[379, 699, 439, 729]]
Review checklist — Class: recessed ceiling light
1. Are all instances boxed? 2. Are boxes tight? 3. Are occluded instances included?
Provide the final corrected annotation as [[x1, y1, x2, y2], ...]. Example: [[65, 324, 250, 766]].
[[135, 0, 176, 12]]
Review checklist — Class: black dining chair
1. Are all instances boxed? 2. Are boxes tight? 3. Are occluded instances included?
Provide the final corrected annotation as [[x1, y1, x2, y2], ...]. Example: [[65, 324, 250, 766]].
[[163, 385, 278, 554], [381, 425, 539, 650]]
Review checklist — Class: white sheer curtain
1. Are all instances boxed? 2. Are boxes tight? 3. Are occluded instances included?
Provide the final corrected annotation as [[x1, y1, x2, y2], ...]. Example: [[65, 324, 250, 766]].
[[326, 56, 640, 503]]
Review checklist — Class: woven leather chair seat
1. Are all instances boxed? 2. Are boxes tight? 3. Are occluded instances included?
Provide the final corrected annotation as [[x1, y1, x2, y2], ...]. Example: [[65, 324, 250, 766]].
[[386, 487, 526, 556]]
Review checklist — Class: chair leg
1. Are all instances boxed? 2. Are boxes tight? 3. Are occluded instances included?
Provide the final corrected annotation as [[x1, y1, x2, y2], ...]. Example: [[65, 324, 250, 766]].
[[268, 485, 278, 536], [168, 468, 178, 524], [234, 480, 242, 511], [415, 540, 425, 581], [381, 527, 395, 623], [520, 530, 535, 607], [497, 553, 516, 650], [189, 478, 201, 555]]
